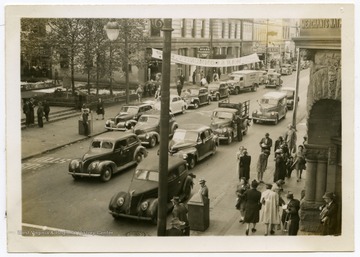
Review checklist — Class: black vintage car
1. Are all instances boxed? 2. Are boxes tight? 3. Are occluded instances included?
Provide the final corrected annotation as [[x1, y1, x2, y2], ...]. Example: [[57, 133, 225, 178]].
[[208, 82, 230, 101], [105, 103, 153, 131], [133, 110, 178, 148], [181, 87, 210, 109], [108, 155, 193, 224], [169, 124, 218, 169], [68, 132, 147, 182]]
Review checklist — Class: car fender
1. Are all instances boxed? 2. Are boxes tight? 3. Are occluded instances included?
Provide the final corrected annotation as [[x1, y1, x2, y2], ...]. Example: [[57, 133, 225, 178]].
[[147, 131, 160, 142], [212, 134, 220, 146], [147, 198, 158, 217], [68, 159, 81, 172], [134, 146, 148, 159], [108, 191, 129, 210], [98, 160, 117, 173], [170, 122, 179, 135]]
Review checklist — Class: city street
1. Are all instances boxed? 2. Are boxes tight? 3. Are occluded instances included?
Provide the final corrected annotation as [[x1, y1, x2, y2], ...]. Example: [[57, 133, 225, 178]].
[[21, 69, 309, 237]]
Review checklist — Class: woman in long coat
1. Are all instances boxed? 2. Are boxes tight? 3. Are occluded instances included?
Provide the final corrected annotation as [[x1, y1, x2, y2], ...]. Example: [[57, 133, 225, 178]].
[[243, 180, 261, 235], [260, 184, 280, 235], [273, 149, 287, 182], [239, 150, 251, 181], [235, 177, 250, 223]]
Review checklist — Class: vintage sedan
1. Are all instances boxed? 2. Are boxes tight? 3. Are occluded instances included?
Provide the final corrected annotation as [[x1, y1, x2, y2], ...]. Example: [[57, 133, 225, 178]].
[[104, 103, 153, 131], [108, 155, 193, 224], [265, 73, 283, 88], [133, 110, 178, 148], [181, 87, 210, 109], [208, 82, 230, 101], [68, 132, 147, 182], [153, 94, 187, 114], [280, 64, 293, 75], [280, 87, 299, 110], [169, 124, 218, 169]]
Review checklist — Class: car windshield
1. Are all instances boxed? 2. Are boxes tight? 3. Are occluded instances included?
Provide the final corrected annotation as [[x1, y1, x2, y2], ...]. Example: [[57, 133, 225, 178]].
[[119, 106, 138, 114], [212, 111, 233, 119], [229, 75, 240, 80], [172, 130, 198, 142], [138, 116, 159, 124], [260, 98, 278, 105], [134, 169, 159, 182], [91, 140, 113, 149]]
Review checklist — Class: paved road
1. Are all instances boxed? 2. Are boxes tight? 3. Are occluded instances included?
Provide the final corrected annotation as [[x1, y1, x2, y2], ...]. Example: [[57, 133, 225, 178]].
[[21, 69, 309, 237]]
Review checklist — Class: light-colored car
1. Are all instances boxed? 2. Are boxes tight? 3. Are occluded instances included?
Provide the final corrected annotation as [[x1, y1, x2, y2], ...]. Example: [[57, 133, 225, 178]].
[[280, 64, 293, 75], [153, 94, 187, 114]]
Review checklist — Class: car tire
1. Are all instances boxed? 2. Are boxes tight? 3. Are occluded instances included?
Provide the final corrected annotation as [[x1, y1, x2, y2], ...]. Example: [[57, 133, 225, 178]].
[[252, 84, 258, 92], [227, 133, 233, 145], [216, 94, 220, 101], [112, 214, 120, 220], [135, 152, 143, 163], [193, 101, 199, 109], [274, 116, 279, 125], [101, 166, 112, 182], [235, 87, 240, 95], [188, 156, 196, 169], [181, 106, 186, 114], [149, 136, 157, 148]]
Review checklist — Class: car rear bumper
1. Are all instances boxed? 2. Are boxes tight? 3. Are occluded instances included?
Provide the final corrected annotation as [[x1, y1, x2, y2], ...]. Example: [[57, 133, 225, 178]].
[[68, 171, 101, 177], [252, 117, 276, 122], [109, 211, 152, 221]]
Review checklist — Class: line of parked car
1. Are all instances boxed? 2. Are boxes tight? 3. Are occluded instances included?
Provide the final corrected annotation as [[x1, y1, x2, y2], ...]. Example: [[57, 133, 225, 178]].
[[67, 69, 299, 224]]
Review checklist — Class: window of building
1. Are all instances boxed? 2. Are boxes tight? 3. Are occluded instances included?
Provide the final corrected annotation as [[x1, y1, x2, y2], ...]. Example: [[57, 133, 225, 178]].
[[150, 19, 161, 37], [201, 20, 205, 38], [181, 19, 186, 37], [192, 19, 196, 38], [228, 23, 232, 39], [235, 23, 238, 39], [222, 22, 225, 38]]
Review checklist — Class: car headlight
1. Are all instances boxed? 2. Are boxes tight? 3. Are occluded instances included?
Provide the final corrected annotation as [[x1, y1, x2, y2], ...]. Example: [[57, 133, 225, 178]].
[[117, 197, 125, 207], [271, 112, 276, 116], [253, 110, 257, 114], [210, 90, 214, 94], [222, 128, 227, 133], [141, 201, 149, 211], [182, 153, 188, 159], [145, 133, 150, 139], [70, 160, 80, 169], [89, 161, 99, 170], [190, 98, 195, 103]]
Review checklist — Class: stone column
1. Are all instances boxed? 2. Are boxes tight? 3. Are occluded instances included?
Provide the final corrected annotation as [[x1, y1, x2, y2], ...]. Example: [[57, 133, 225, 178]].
[[304, 158, 317, 202], [315, 160, 327, 203]]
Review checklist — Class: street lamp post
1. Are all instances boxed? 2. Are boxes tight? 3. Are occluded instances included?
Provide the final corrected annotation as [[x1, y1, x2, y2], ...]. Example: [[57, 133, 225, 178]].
[[105, 20, 130, 103], [151, 18, 173, 236]]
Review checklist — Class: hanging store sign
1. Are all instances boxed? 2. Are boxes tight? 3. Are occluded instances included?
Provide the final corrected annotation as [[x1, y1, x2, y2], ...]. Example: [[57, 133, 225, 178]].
[[152, 48, 260, 67]]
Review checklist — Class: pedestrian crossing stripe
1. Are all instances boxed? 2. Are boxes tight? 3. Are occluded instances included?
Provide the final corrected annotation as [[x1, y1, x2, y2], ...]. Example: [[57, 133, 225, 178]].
[[22, 157, 72, 171]]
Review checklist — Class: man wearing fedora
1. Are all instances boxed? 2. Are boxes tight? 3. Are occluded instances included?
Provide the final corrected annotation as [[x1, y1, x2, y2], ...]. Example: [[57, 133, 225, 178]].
[[283, 192, 300, 235], [171, 196, 190, 236], [198, 178, 209, 200], [319, 192, 338, 235], [166, 217, 186, 236], [259, 133, 272, 169], [238, 149, 251, 182]]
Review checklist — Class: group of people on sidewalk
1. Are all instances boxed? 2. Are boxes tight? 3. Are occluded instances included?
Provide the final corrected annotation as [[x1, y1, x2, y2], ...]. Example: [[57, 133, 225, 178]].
[[23, 98, 50, 128], [234, 123, 338, 236]]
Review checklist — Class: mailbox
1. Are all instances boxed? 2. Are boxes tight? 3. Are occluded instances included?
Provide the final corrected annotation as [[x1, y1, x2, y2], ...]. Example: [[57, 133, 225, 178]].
[[188, 192, 209, 231]]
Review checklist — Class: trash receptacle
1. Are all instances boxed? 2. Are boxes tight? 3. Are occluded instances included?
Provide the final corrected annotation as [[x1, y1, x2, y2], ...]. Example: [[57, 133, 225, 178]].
[[188, 192, 209, 231]]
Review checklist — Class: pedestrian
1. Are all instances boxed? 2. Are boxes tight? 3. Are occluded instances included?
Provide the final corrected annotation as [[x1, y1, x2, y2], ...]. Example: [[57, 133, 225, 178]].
[[238, 149, 251, 181], [192, 71, 196, 85], [54, 68, 60, 85], [274, 149, 287, 183], [36, 101, 44, 128], [96, 98, 105, 120], [43, 100, 50, 122], [81, 104, 90, 136], [155, 85, 161, 100], [179, 72, 185, 86], [281, 141, 290, 162], [200, 76, 207, 87], [23, 99, 31, 127], [284, 192, 300, 235], [293, 145, 306, 182], [235, 177, 250, 223], [259, 133, 272, 169], [286, 155, 295, 178], [243, 179, 262, 236], [218, 69, 221, 79], [319, 192, 338, 236], [284, 124, 297, 154], [274, 136, 284, 157], [171, 196, 190, 236], [256, 150, 269, 183], [176, 80, 183, 96], [29, 98, 35, 124], [136, 84, 143, 102], [206, 73, 211, 84], [260, 183, 280, 236], [213, 70, 219, 81], [166, 217, 186, 236], [198, 178, 209, 200]]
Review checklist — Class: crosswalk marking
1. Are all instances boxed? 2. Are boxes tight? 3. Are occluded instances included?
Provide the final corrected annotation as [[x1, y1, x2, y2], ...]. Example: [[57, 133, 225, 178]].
[[22, 156, 73, 171]]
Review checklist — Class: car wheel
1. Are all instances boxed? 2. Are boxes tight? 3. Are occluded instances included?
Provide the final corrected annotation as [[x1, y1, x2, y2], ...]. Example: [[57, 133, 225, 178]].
[[252, 84, 258, 92], [227, 133, 233, 145], [135, 152, 143, 163], [112, 214, 120, 220], [149, 136, 157, 148], [274, 116, 279, 125], [101, 166, 112, 182], [235, 87, 240, 95], [216, 94, 220, 101], [188, 156, 196, 169], [243, 126, 248, 135], [212, 144, 217, 155], [181, 106, 186, 114], [193, 101, 199, 109]]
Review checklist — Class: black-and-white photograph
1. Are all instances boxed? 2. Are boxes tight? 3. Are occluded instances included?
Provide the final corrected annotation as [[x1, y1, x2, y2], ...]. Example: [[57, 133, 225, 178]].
[[3, 3, 356, 254]]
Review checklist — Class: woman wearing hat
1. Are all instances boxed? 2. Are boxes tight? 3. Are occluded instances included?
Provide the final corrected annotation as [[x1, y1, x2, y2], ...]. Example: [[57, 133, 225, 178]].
[[319, 192, 338, 235], [259, 184, 280, 236], [235, 177, 250, 223], [238, 149, 251, 181], [283, 192, 300, 235], [256, 150, 269, 183], [243, 180, 262, 235], [293, 145, 306, 182], [273, 149, 286, 183]]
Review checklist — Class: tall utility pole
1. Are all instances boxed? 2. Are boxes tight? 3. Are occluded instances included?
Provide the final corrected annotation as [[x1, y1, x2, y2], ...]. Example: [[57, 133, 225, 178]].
[[265, 19, 269, 69], [292, 49, 301, 130], [157, 18, 173, 236], [123, 19, 129, 104]]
